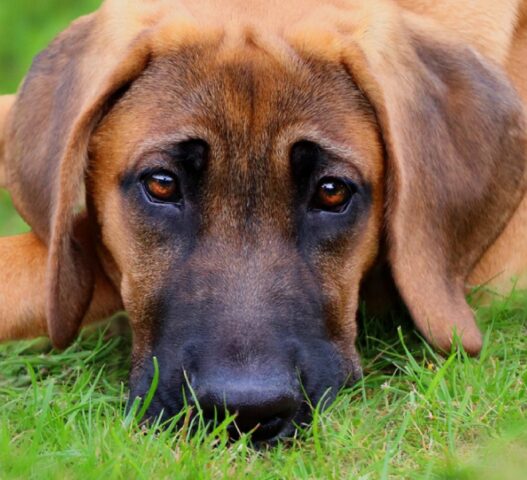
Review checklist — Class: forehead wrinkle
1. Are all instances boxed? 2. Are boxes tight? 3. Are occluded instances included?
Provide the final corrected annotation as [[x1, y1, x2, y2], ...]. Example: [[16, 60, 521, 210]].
[[104, 42, 379, 215], [279, 124, 370, 177], [198, 57, 290, 189], [128, 131, 204, 167], [200, 63, 290, 235]]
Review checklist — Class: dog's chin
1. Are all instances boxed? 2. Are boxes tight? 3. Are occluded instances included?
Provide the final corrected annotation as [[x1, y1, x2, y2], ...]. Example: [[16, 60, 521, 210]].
[[130, 378, 355, 446], [127, 340, 359, 444], [134, 397, 309, 446]]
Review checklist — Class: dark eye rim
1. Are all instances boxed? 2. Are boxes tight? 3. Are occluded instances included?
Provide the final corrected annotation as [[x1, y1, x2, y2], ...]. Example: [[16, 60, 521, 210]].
[[309, 176, 357, 214], [140, 169, 183, 206]]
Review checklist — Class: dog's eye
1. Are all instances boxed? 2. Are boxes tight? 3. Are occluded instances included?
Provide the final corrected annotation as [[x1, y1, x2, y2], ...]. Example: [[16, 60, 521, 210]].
[[312, 177, 354, 212], [143, 172, 181, 204]]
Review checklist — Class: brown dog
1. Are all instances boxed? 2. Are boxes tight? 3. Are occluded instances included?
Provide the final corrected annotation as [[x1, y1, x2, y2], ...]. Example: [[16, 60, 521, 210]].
[[1, 0, 527, 441]]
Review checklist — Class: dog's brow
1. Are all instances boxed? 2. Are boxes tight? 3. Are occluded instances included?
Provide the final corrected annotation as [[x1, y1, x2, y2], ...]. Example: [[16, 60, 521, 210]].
[[283, 125, 367, 170], [131, 130, 366, 180], [318, 142, 360, 162], [132, 132, 207, 164], [293, 133, 368, 175]]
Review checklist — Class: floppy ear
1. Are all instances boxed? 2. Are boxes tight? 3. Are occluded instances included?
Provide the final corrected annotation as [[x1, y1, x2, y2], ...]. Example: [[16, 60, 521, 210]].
[[341, 12, 527, 354], [0, 95, 15, 187], [3, 4, 159, 348]]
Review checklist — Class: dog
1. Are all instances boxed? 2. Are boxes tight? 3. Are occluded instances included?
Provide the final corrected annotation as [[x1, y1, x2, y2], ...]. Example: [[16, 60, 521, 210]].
[[0, 0, 526, 442]]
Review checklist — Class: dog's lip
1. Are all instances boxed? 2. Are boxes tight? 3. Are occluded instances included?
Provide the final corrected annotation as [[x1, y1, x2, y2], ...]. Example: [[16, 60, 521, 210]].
[[139, 393, 315, 442], [226, 414, 289, 443], [231, 405, 312, 447], [253, 401, 315, 447]]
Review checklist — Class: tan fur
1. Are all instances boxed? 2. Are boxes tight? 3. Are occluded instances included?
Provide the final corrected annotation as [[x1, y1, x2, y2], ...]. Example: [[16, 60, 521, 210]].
[[0, 95, 15, 188], [0, 0, 526, 360], [390, 1, 527, 300], [0, 232, 122, 340], [87, 46, 385, 370], [469, 4, 527, 296], [394, 0, 523, 64]]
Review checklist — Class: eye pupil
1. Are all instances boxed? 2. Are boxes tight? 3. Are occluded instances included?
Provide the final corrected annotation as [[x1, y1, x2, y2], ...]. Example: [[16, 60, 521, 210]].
[[144, 172, 180, 203], [321, 182, 344, 203], [314, 178, 352, 211]]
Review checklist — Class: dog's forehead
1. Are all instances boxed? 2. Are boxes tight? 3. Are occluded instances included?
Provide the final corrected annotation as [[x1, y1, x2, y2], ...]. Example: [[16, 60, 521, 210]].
[[103, 42, 377, 169], [90, 42, 384, 240]]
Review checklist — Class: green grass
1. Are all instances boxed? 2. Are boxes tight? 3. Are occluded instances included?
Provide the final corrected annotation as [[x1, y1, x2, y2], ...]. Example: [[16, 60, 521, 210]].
[[1, 2, 526, 479], [0, 299, 525, 479]]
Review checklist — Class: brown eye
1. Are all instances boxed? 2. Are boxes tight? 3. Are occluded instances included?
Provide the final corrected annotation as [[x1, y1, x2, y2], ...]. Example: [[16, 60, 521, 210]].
[[313, 177, 353, 212], [143, 172, 181, 203]]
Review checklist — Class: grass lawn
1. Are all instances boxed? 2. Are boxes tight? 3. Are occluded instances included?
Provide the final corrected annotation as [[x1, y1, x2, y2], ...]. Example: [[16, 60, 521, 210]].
[[1, 2, 526, 479]]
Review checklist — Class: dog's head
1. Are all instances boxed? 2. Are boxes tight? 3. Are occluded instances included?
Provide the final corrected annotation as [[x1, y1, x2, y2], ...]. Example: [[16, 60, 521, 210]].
[[3, 0, 526, 441]]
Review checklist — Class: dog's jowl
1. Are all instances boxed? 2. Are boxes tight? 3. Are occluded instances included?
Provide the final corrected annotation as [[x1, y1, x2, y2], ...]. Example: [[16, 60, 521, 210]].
[[0, 0, 526, 442]]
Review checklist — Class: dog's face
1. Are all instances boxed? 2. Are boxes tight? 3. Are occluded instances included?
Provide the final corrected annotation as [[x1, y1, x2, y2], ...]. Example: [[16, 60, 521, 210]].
[[89, 45, 383, 438], [4, 0, 527, 444]]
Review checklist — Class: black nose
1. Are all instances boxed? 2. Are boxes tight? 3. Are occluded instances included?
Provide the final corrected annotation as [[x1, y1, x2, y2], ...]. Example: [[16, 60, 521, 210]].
[[195, 378, 301, 442]]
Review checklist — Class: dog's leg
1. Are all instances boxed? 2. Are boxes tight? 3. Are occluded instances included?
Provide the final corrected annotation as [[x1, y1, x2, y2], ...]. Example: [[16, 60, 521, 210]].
[[0, 95, 15, 188], [0, 232, 122, 341]]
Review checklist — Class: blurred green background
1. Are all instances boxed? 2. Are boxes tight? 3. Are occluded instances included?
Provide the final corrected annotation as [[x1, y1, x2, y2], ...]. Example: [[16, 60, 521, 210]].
[[0, 0, 102, 236]]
